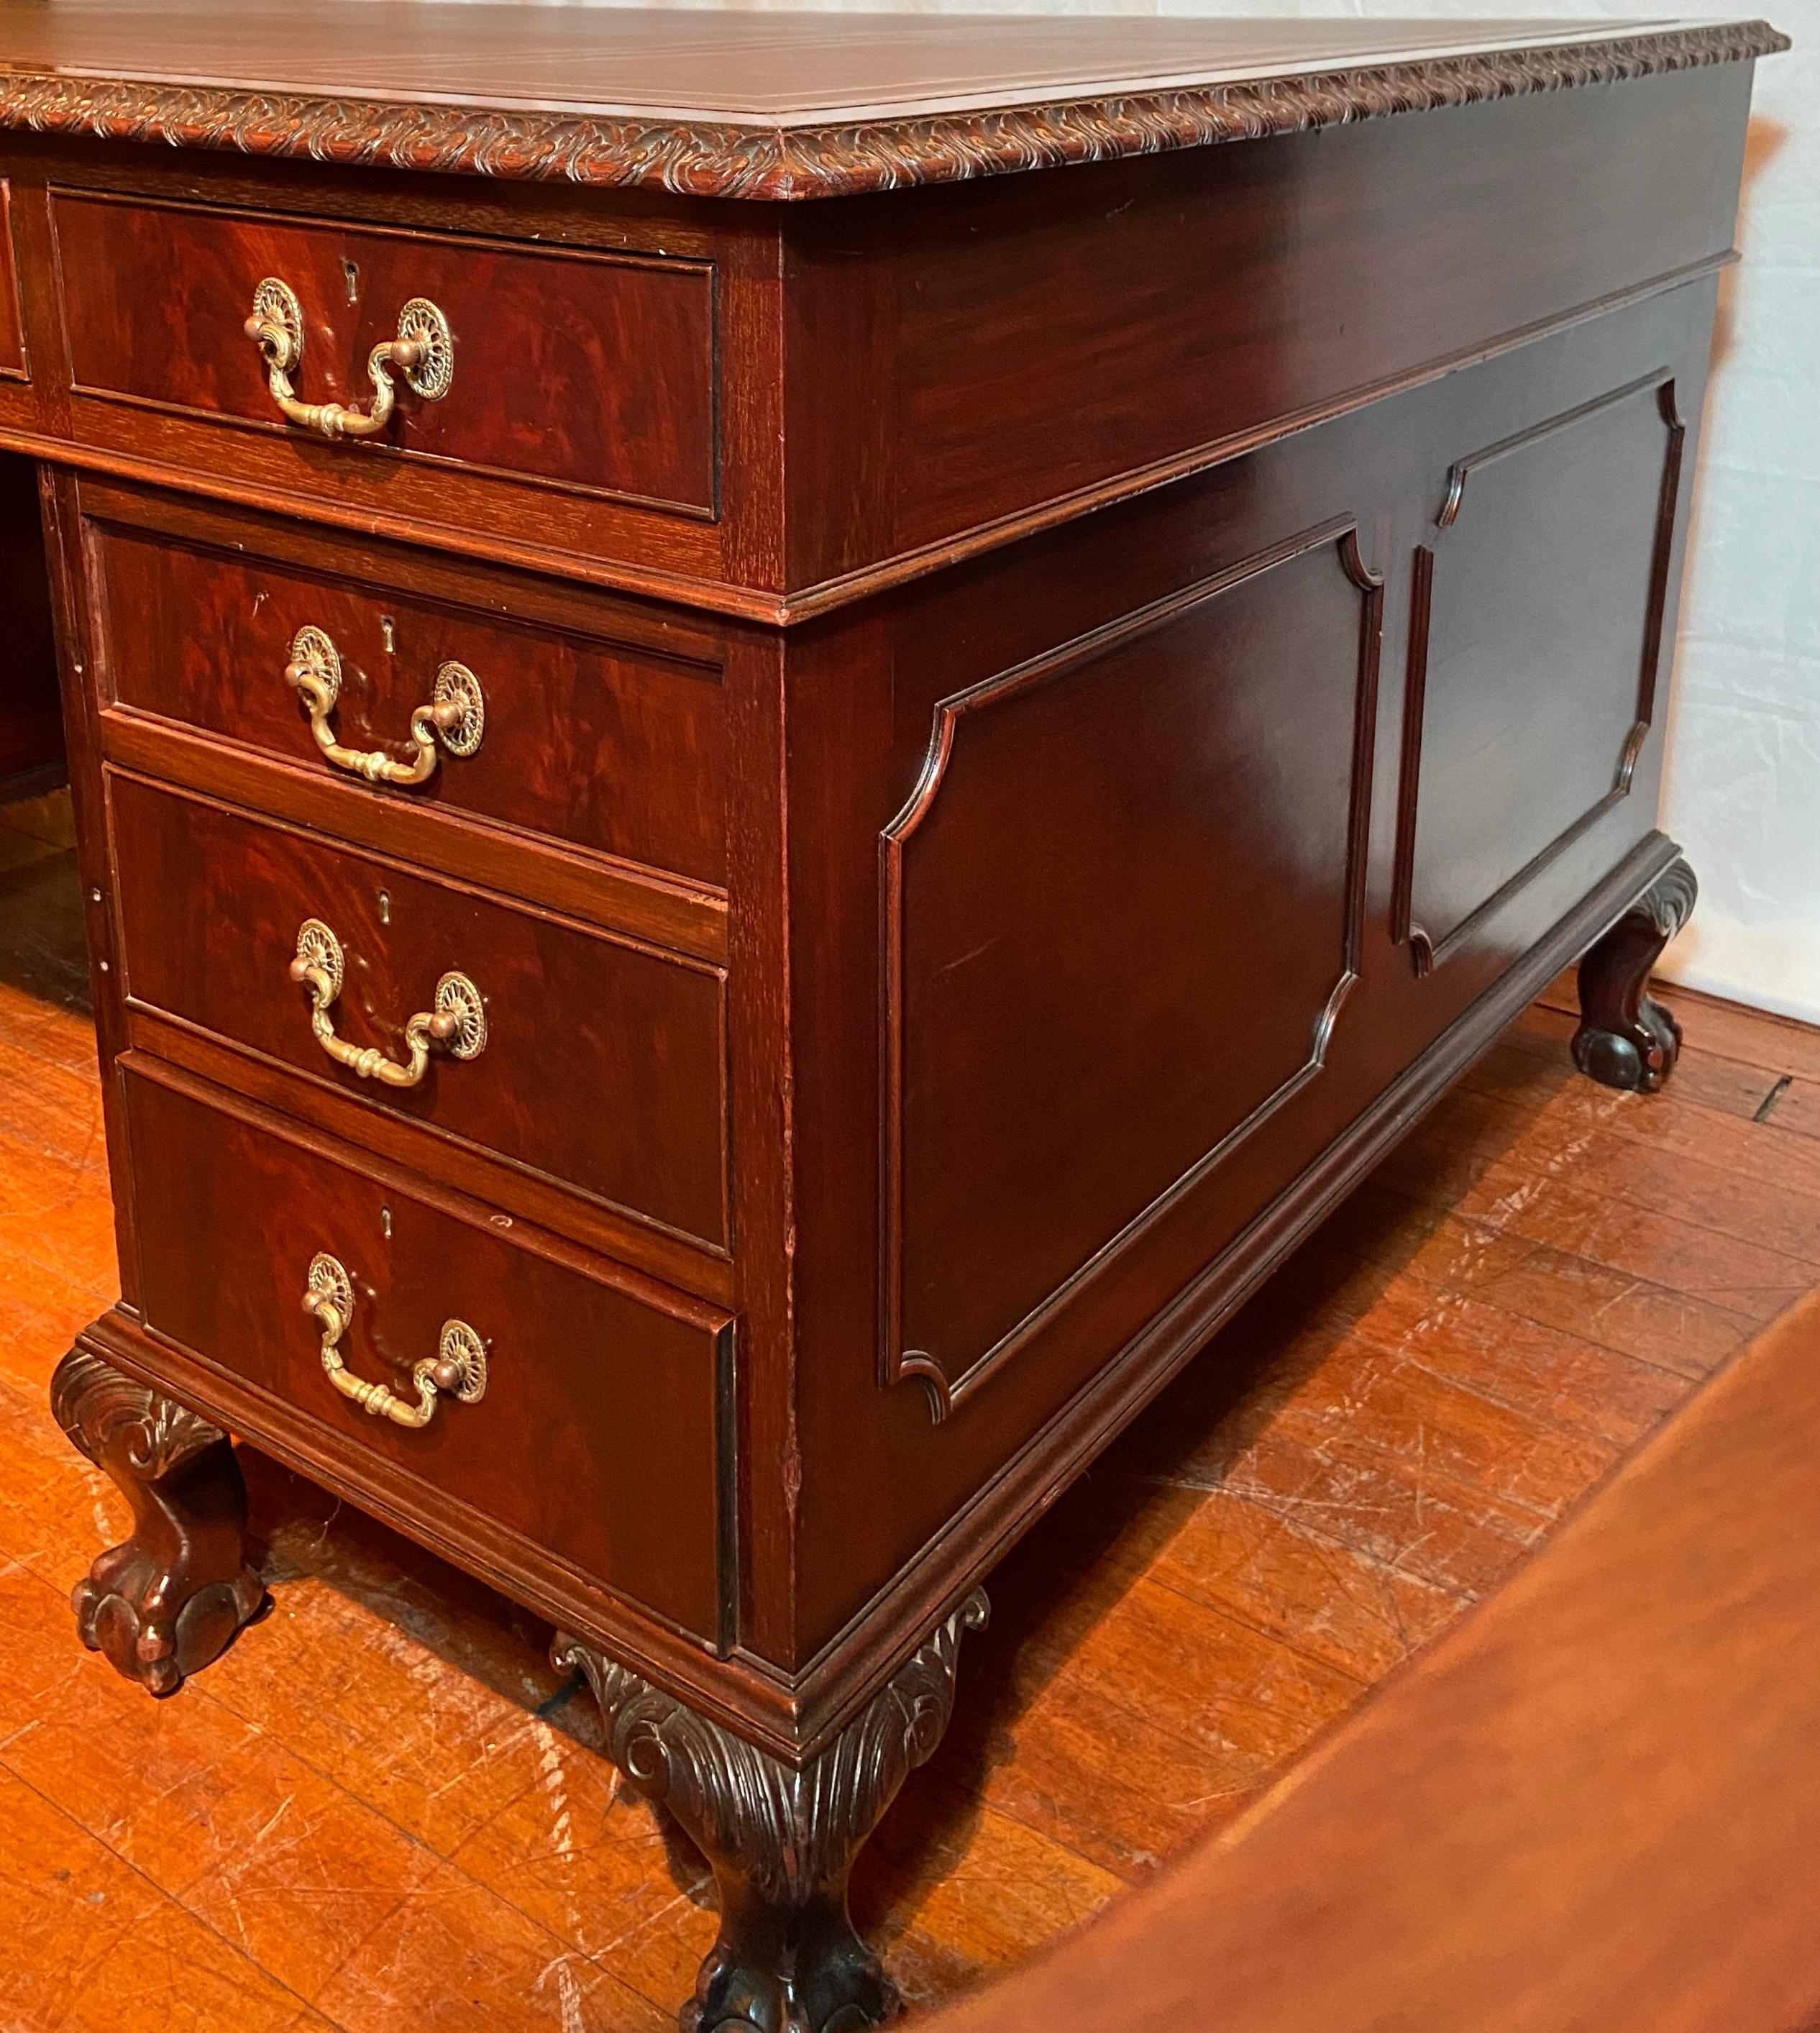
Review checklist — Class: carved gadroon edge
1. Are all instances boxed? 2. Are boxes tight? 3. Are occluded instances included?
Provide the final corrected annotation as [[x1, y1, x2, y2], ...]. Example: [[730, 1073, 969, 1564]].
[[554, 1589, 989, 1858], [0, 24, 1788, 203], [52, 1343, 229, 1480]]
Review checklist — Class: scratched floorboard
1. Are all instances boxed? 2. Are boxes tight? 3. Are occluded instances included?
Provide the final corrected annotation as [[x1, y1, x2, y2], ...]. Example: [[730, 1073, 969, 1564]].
[[0, 789, 1816, 2030]]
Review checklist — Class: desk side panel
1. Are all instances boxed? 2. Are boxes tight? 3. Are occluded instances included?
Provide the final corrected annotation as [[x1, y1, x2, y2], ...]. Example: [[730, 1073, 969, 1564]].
[[777, 270, 1721, 1683]]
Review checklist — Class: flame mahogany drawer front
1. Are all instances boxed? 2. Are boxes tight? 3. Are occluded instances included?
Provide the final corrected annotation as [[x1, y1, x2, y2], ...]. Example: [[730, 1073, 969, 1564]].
[[122, 1061, 731, 1644], [108, 772, 731, 1253], [85, 491, 729, 890], [50, 188, 719, 517]]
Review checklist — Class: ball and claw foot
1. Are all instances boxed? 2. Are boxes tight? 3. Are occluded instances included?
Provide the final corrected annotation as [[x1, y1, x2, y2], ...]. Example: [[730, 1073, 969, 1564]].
[[1571, 854, 1698, 1095], [556, 1590, 990, 2033], [52, 1344, 267, 1696]]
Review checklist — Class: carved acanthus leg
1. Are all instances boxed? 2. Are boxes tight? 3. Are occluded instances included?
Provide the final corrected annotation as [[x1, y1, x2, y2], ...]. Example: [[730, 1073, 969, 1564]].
[[50, 1346, 267, 1696], [555, 1590, 989, 2033], [1572, 855, 1698, 1094]]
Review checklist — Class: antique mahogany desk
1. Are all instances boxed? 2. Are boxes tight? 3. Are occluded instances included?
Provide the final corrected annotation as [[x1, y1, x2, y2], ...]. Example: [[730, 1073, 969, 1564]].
[[0, 6, 1781, 2027]]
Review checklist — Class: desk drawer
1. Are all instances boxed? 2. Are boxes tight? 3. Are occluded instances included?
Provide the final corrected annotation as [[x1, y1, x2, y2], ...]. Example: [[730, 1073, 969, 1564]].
[[52, 189, 717, 515], [124, 1064, 730, 1643], [88, 497, 728, 888], [110, 775, 730, 1252]]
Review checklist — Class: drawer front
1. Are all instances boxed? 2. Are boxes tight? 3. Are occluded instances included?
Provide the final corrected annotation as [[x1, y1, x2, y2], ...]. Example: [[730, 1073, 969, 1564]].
[[111, 775, 729, 1251], [91, 506, 728, 887], [125, 1065, 729, 1642], [52, 190, 717, 514]]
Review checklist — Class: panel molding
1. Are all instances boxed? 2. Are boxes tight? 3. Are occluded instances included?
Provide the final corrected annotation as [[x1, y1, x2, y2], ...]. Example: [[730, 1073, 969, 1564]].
[[1390, 370, 1685, 975], [879, 519, 1383, 1421]]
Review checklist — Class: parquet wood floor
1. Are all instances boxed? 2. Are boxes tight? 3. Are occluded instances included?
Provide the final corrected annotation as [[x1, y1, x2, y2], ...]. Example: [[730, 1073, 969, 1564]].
[[0, 787, 1814, 2032]]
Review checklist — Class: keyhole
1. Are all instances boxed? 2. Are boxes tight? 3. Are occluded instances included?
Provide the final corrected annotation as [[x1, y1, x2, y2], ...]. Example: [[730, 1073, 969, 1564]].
[[378, 889, 390, 924], [342, 258, 360, 304], [380, 1205, 393, 1240], [380, 616, 396, 655]]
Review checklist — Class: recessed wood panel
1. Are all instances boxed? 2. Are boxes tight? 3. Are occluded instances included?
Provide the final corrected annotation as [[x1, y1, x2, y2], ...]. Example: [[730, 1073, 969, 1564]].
[[1393, 373, 1684, 972], [50, 188, 718, 514], [124, 1063, 731, 1644], [882, 524, 1381, 1415]]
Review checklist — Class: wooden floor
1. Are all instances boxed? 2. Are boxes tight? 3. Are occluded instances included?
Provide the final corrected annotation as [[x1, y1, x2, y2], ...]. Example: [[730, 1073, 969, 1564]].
[[1, 786, 1816, 2032]]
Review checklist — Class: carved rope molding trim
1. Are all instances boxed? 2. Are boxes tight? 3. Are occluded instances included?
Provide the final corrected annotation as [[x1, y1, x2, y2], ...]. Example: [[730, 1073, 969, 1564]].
[[0, 23, 1788, 202]]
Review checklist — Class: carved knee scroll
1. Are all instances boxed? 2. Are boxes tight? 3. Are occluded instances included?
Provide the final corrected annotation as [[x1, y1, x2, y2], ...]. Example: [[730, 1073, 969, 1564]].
[[556, 1589, 990, 2033], [1572, 854, 1698, 1094], [50, 1346, 267, 1696]]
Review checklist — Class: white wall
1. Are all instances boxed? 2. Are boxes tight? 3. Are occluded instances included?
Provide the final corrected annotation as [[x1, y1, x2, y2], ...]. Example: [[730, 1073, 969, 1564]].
[[1655, 5, 1819, 1020], [646, 0, 1817, 1015]]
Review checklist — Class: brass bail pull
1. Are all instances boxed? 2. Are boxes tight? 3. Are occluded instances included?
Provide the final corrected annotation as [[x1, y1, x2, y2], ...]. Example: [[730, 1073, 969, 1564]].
[[245, 275, 454, 440], [303, 1253, 489, 1430], [284, 625, 484, 788], [289, 917, 487, 1089]]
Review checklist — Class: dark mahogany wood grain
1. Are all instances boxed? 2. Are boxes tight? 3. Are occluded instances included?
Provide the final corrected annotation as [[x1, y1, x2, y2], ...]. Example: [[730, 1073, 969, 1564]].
[[87, 484, 728, 887], [931, 1292, 1820, 2033], [780, 64, 1750, 593], [0, 6, 1782, 202], [123, 1001, 735, 1306], [13, 0, 1773, 1871], [1394, 373, 1685, 974], [0, 9, 1760, 127], [774, 277, 1719, 1669], [123, 1060, 732, 1646], [14, 19, 1775, 2021], [0, 59, 1758, 620], [0, 140, 779, 611], [884, 524, 1381, 1416], [52, 474, 731, 974], [107, 772, 730, 1252], [28, 95, 1743, 1749], [52, 188, 718, 513]]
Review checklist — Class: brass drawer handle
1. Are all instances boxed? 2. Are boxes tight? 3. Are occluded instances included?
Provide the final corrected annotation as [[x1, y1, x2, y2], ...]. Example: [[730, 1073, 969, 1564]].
[[285, 626, 484, 787], [244, 275, 453, 440], [290, 917, 486, 1089], [303, 1252, 488, 1429]]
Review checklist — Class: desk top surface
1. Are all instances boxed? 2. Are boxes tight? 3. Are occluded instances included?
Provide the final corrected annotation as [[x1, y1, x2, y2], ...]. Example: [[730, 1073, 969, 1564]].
[[0, 4, 1785, 200]]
